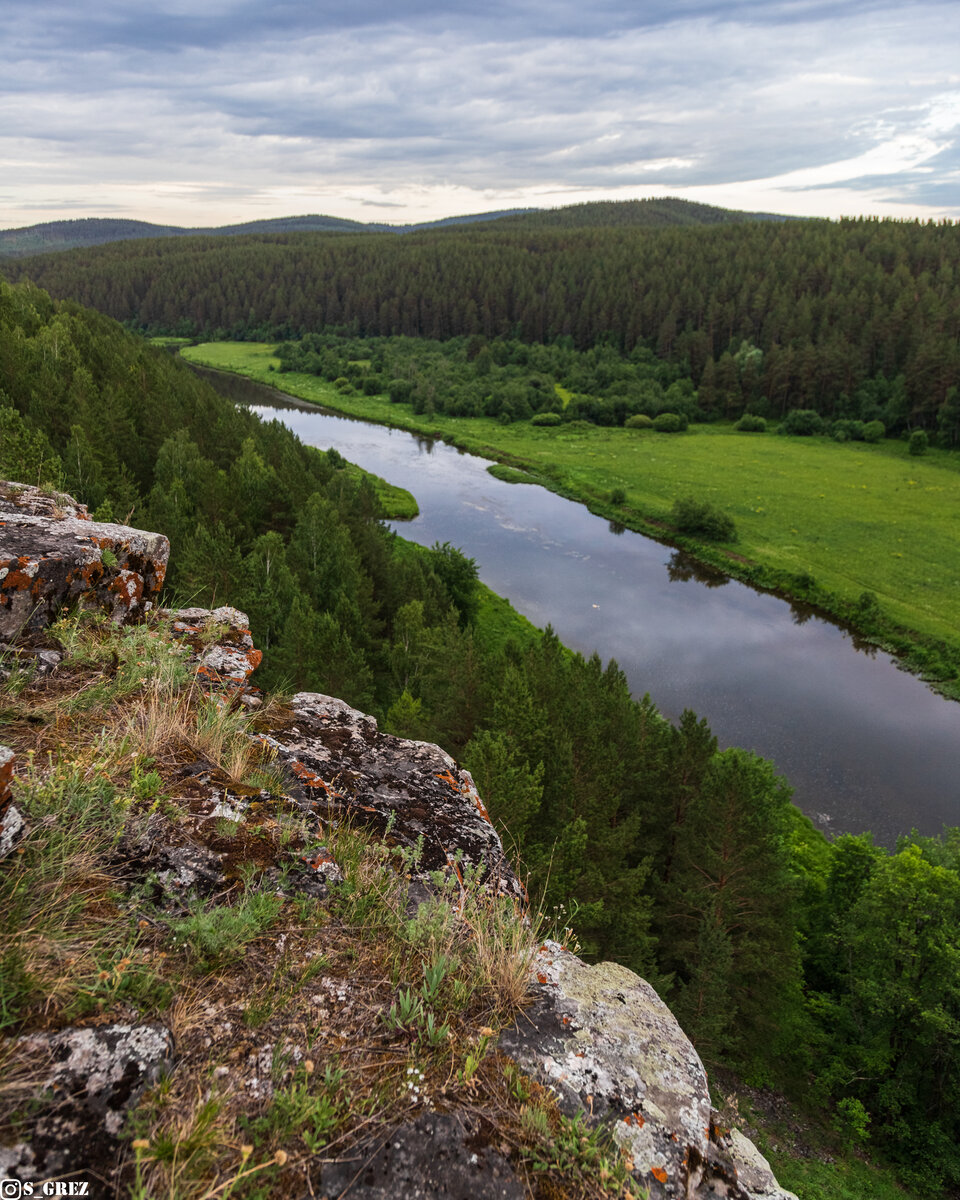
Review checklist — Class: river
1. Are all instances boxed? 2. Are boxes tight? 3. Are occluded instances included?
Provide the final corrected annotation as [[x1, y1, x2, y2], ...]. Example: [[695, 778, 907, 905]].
[[198, 365, 960, 845]]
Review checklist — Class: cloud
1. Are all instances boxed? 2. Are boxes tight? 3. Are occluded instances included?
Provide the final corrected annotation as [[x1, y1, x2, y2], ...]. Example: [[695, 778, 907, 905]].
[[2, 0, 959, 227]]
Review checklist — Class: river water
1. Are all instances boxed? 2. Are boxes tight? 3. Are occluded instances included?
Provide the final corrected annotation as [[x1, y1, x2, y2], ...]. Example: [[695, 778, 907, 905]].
[[198, 366, 960, 844]]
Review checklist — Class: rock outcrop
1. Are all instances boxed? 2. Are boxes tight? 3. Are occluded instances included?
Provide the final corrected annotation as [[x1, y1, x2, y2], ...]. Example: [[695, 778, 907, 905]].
[[260, 691, 526, 904], [0, 744, 24, 861], [500, 943, 795, 1200], [0, 480, 168, 638], [0, 493, 795, 1200], [0, 1025, 174, 1184], [165, 605, 263, 694]]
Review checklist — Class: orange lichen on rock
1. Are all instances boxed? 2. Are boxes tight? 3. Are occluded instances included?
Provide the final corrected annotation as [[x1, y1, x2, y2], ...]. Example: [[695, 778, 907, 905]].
[[1, 558, 37, 591], [0, 748, 15, 800], [651, 1166, 668, 1184], [289, 762, 336, 796], [303, 849, 336, 869]]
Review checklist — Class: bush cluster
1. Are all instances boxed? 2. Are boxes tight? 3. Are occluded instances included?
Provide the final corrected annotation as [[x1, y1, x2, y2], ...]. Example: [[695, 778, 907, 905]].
[[778, 409, 826, 436], [671, 496, 738, 541]]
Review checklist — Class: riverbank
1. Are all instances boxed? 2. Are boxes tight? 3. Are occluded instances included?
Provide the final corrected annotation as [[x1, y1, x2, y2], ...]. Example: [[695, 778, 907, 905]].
[[180, 342, 960, 701]]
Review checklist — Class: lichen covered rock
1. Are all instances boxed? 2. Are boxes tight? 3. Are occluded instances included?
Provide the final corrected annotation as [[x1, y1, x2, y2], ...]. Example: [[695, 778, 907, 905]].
[[0, 482, 91, 522], [318, 1112, 525, 1200], [0, 743, 25, 861], [0, 482, 168, 637], [498, 942, 797, 1200], [259, 692, 525, 902], [0, 1023, 174, 1189], [165, 605, 263, 690]]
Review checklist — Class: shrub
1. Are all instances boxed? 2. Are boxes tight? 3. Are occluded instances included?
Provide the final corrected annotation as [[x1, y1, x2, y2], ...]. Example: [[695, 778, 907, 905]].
[[832, 419, 865, 442], [388, 378, 412, 404], [908, 429, 928, 456], [625, 413, 653, 429], [530, 411, 562, 426], [672, 496, 738, 542], [863, 420, 885, 443], [779, 409, 826, 436], [609, 487, 627, 506], [652, 412, 684, 433], [734, 414, 766, 432]]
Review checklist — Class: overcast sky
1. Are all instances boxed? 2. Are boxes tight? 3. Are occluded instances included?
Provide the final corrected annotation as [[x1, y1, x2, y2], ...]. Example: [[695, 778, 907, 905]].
[[2, 0, 959, 229]]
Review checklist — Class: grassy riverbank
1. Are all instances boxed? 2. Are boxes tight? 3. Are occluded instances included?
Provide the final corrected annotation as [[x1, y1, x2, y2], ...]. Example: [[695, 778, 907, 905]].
[[341, 461, 419, 520], [181, 341, 960, 698]]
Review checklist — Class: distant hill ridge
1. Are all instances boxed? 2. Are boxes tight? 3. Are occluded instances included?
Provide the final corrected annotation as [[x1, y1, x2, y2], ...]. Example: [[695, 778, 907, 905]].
[[481, 198, 791, 230], [0, 198, 788, 257], [0, 210, 533, 257]]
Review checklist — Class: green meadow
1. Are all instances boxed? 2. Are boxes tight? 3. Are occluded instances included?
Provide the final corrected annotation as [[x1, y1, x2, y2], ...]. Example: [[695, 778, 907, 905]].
[[181, 342, 960, 687]]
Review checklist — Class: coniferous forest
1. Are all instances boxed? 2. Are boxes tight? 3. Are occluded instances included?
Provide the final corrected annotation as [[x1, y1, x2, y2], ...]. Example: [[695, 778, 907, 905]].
[[2, 272, 960, 1194], [4, 214, 960, 437]]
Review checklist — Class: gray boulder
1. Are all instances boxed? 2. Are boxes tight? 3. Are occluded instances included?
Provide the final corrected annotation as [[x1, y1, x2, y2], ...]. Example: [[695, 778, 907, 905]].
[[0, 1023, 174, 1190], [499, 942, 797, 1200]]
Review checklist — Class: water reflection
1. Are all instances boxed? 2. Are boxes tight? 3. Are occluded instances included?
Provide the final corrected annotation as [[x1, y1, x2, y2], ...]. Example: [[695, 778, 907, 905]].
[[667, 552, 730, 589], [789, 601, 816, 626]]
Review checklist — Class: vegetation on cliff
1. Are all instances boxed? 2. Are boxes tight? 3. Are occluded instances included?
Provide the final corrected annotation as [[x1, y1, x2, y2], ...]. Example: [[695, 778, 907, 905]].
[[2, 609, 648, 1199]]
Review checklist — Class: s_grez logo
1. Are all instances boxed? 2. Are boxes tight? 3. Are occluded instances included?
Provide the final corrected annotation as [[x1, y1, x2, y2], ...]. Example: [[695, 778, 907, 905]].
[[0, 1182, 90, 1197]]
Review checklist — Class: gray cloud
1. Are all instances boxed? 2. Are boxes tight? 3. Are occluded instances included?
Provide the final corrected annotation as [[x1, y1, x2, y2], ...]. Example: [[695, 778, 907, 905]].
[[2, 0, 959, 225]]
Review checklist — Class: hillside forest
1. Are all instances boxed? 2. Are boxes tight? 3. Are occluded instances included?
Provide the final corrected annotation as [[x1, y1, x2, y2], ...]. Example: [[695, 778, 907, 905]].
[[4, 214, 960, 440], [2, 272, 960, 1195]]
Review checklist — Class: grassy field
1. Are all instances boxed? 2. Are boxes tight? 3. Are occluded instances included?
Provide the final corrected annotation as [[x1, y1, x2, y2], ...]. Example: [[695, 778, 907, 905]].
[[181, 342, 960, 689]]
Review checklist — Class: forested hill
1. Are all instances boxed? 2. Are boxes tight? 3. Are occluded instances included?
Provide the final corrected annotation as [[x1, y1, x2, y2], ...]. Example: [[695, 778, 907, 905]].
[[0, 198, 774, 258], [5, 216, 959, 431], [484, 197, 791, 229], [0, 215, 375, 258], [0, 209, 538, 258]]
